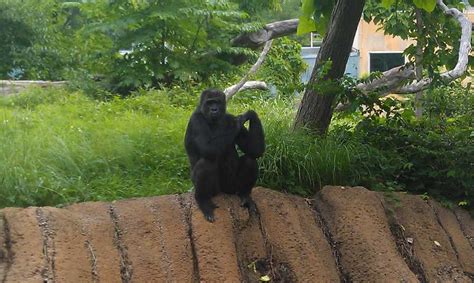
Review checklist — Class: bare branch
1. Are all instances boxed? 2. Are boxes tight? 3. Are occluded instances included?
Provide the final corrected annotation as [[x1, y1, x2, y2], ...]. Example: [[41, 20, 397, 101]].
[[437, 0, 471, 81], [223, 81, 268, 95], [231, 20, 298, 48], [356, 66, 416, 94], [225, 40, 273, 101]]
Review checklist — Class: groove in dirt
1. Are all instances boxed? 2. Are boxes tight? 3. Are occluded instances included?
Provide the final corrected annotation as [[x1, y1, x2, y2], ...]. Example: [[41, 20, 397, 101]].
[[379, 199, 428, 283], [453, 210, 474, 249], [148, 202, 172, 282], [256, 204, 277, 280], [427, 202, 474, 279], [428, 202, 461, 260], [311, 197, 350, 282], [108, 205, 133, 283], [36, 208, 56, 283], [253, 201, 296, 282], [84, 239, 99, 283], [227, 197, 246, 282], [1, 213, 13, 283], [178, 195, 200, 283]]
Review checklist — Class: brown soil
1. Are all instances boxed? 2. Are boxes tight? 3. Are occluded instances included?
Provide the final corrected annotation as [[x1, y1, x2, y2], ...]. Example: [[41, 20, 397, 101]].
[[430, 201, 474, 275], [386, 193, 471, 282], [0, 186, 473, 282], [455, 208, 474, 248], [316, 186, 419, 282]]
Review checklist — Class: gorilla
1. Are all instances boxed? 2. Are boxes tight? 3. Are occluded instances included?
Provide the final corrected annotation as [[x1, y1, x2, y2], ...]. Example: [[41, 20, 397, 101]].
[[184, 89, 265, 222]]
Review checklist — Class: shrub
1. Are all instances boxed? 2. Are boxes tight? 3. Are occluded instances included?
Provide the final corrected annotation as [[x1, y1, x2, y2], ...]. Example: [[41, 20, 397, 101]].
[[352, 85, 473, 209]]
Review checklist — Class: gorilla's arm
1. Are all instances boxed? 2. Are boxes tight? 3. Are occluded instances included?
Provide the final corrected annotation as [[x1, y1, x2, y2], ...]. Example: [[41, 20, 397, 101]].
[[236, 110, 265, 158], [185, 113, 240, 162]]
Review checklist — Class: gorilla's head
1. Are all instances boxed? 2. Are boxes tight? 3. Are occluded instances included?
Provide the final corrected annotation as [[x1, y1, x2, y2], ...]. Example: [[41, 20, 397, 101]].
[[199, 89, 226, 123]]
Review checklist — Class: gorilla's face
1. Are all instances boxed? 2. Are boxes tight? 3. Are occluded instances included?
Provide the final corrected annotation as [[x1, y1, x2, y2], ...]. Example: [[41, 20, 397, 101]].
[[199, 89, 226, 123]]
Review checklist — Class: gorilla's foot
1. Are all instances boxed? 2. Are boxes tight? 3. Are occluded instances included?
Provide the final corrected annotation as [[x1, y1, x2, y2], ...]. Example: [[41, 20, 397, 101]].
[[203, 211, 215, 222], [239, 194, 257, 214], [197, 197, 217, 222]]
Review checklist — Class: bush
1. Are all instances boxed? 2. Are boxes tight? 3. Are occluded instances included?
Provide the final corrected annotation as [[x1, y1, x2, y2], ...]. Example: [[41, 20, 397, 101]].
[[351, 85, 473, 209]]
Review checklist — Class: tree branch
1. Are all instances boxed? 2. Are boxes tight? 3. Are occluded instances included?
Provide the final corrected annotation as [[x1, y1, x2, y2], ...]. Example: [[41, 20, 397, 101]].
[[231, 20, 298, 48], [360, 0, 471, 94], [225, 40, 273, 100], [231, 0, 471, 95], [223, 81, 268, 95]]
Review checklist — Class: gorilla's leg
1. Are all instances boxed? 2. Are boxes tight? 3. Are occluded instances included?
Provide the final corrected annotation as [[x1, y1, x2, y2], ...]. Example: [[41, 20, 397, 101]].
[[236, 154, 258, 213], [192, 159, 219, 222]]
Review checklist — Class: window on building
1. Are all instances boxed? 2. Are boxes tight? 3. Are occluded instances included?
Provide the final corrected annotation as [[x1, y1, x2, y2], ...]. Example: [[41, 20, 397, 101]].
[[369, 52, 404, 73]]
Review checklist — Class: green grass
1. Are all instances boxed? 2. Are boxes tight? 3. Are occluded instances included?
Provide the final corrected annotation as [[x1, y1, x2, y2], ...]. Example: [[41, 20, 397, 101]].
[[0, 88, 192, 207], [231, 99, 372, 195], [0, 87, 379, 208]]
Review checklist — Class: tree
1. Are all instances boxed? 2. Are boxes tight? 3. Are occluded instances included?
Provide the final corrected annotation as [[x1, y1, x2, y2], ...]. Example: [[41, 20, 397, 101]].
[[293, 0, 366, 134], [233, 0, 472, 133]]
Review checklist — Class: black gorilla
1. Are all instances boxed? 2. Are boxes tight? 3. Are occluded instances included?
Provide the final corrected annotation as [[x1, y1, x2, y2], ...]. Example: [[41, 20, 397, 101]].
[[184, 89, 265, 222]]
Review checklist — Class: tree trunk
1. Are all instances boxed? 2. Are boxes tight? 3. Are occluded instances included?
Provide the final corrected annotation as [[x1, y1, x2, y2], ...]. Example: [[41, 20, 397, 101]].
[[294, 0, 365, 134]]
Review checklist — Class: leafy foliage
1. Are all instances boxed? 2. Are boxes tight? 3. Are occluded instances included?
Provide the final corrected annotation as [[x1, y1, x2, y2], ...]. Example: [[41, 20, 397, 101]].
[[256, 37, 306, 97], [0, 0, 280, 93], [364, 0, 471, 77], [336, 84, 474, 209], [63, 0, 271, 94], [297, 0, 446, 36], [0, 4, 34, 79]]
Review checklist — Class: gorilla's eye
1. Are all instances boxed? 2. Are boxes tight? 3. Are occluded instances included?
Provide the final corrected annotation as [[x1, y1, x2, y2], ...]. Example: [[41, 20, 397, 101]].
[[206, 99, 219, 105]]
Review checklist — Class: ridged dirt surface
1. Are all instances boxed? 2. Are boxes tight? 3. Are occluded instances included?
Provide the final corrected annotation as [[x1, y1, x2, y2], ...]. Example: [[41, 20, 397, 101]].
[[0, 186, 473, 282]]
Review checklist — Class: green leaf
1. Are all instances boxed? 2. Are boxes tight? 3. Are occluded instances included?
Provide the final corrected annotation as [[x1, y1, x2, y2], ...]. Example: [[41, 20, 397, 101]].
[[412, 0, 437, 12], [381, 0, 396, 9], [297, 0, 333, 35], [447, 170, 456, 177], [61, 2, 81, 9], [297, 16, 317, 35], [301, 0, 316, 18]]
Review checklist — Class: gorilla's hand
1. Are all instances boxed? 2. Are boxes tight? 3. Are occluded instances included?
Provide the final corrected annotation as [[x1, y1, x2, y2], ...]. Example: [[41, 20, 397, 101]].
[[236, 114, 248, 130], [237, 110, 257, 129]]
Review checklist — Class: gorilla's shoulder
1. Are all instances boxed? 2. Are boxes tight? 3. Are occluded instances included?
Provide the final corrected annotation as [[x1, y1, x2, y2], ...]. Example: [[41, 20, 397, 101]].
[[190, 111, 205, 122], [222, 114, 237, 124]]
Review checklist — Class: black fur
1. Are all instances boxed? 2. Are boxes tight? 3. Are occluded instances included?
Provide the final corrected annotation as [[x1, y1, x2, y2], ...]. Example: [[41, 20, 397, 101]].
[[184, 89, 265, 222]]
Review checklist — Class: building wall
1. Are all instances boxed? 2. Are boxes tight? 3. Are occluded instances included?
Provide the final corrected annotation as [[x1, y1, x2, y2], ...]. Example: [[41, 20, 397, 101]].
[[300, 47, 359, 84], [354, 20, 414, 76], [465, 7, 474, 21]]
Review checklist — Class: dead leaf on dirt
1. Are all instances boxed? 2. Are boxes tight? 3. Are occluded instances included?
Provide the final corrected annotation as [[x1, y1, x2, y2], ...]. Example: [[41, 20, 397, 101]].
[[434, 241, 441, 247], [247, 261, 257, 273]]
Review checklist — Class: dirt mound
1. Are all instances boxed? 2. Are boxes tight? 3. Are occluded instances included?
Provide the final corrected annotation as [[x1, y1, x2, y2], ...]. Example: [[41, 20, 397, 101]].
[[0, 186, 473, 282]]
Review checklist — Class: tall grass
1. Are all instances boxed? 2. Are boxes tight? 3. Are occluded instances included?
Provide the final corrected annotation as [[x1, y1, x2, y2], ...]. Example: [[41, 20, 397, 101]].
[[0, 87, 379, 208], [231, 99, 379, 195], [0, 88, 192, 207]]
